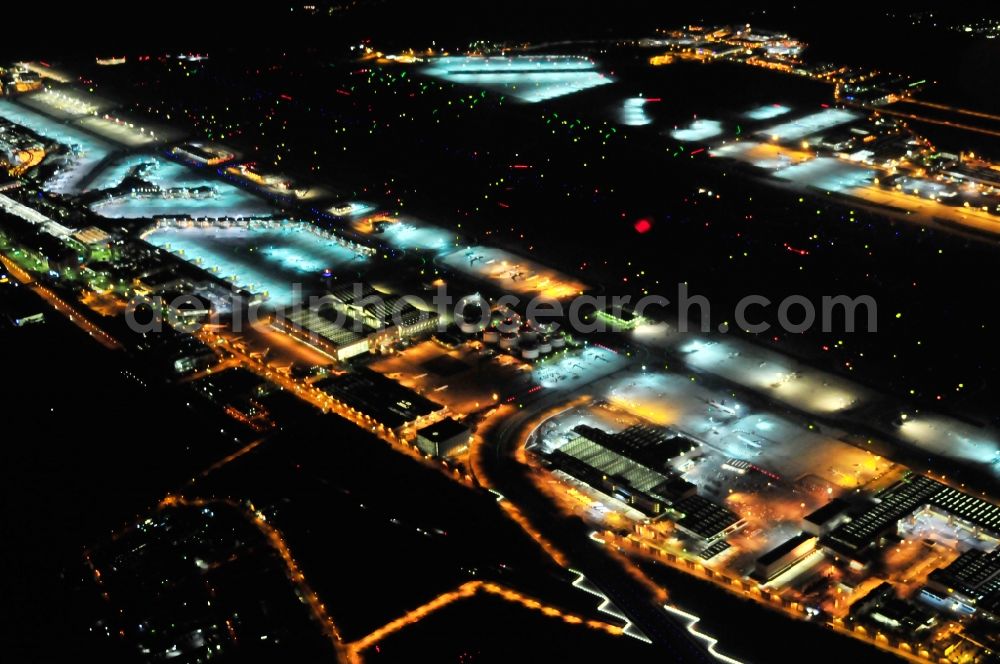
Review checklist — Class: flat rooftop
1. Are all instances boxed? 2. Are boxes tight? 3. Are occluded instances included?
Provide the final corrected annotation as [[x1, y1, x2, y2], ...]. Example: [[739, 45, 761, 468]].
[[315, 368, 444, 430], [417, 417, 470, 441]]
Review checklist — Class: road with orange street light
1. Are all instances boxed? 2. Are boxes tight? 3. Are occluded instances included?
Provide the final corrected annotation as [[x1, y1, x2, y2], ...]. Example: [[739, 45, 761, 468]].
[[1, 254, 123, 349]]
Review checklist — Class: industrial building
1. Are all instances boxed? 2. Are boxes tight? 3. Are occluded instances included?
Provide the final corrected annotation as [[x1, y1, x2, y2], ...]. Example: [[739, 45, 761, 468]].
[[753, 533, 817, 581], [274, 304, 370, 362], [803, 498, 850, 536], [821, 473, 1000, 566], [849, 583, 938, 638], [547, 424, 698, 518], [415, 417, 471, 458], [924, 549, 1000, 621], [271, 282, 440, 361], [271, 281, 439, 363], [545, 423, 742, 540], [326, 281, 438, 348], [668, 495, 744, 544], [315, 368, 445, 435], [170, 142, 234, 166]]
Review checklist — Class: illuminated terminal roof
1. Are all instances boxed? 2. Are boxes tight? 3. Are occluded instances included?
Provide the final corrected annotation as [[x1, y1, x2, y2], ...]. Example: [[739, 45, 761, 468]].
[[422, 55, 613, 103]]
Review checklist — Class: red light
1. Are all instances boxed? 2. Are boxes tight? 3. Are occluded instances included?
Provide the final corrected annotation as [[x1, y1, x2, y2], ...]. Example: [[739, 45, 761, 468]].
[[634, 218, 652, 234]]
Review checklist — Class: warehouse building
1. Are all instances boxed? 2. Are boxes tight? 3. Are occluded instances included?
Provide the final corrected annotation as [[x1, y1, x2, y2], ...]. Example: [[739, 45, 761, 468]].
[[547, 424, 698, 518], [924, 549, 1000, 621], [315, 368, 445, 435], [821, 473, 1000, 567], [803, 498, 850, 536], [326, 281, 439, 348], [754, 533, 818, 581], [274, 304, 370, 362], [668, 495, 745, 544], [850, 583, 938, 638], [415, 417, 471, 458]]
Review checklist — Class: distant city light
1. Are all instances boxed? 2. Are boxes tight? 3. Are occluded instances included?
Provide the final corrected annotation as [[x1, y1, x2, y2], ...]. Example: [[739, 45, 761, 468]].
[[422, 55, 613, 103]]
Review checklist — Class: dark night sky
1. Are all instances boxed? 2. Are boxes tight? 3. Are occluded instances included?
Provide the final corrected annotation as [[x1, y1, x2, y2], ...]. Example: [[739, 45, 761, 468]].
[[6, 2, 999, 111]]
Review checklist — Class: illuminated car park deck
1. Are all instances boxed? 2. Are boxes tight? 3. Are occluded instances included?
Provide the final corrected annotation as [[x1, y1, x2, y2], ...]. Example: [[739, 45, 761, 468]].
[[439, 245, 587, 300], [669, 118, 723, 142], [755, 108, 859, 141], [742, 104, 791, 121], [0, 99, 113, 194], [143, 224, 369, 307], [422, 55, 613, 103]]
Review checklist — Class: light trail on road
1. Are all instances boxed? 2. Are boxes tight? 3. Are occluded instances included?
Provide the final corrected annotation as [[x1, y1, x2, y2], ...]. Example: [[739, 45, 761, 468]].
[[904, 99, 1000, 123], [872, 108, 1000, 140], [345, 579, 624, 662]]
